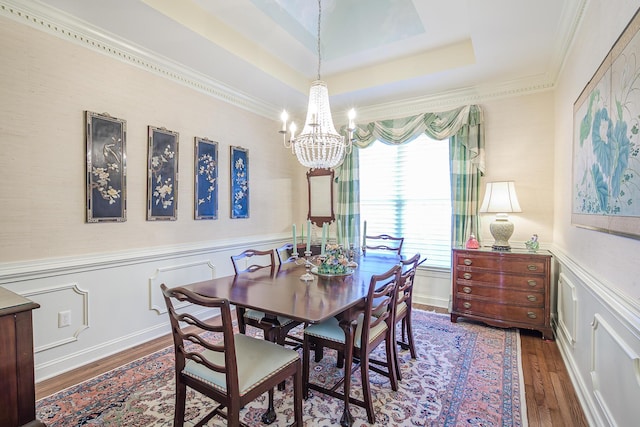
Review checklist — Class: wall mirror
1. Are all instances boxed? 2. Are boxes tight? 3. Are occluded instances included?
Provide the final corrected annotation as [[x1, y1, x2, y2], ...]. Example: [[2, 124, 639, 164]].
[[307, 168, 335, 226]]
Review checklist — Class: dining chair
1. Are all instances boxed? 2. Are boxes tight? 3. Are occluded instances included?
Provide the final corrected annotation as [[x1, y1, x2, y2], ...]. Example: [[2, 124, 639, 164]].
[[160, 284, 303, 427], [276, 243, 297, 265], [302, 264, 402, 424], [230, 249, 302, 349], [374, 252, 421, 381], [362, 233, 404, 255]]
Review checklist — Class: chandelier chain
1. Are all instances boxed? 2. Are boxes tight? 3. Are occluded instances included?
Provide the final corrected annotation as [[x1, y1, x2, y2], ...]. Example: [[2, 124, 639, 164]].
[[317, 0, 321, 81]]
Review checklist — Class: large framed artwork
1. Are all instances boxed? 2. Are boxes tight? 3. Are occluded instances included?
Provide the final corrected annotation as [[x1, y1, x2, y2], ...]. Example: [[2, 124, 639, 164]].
[[147, 126, 179, 221], [85, 111, 126, 223], [194, 137, 218, 220], [230, 146, 249, 219], [572, 8, 640, 240]]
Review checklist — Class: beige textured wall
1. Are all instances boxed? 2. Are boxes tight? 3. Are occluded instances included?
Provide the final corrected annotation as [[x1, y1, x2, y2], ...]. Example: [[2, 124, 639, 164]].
[[0, 17, 302, 262], [479, 92, 555, 247], [553, 0, 640, 298]]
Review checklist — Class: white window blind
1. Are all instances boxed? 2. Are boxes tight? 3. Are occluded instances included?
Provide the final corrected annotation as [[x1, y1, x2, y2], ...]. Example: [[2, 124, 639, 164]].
[[359, 134, 452, 269]]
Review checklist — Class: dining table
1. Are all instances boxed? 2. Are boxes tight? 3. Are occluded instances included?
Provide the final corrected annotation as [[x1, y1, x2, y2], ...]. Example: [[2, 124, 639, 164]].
[[183, 252, 404, 427]]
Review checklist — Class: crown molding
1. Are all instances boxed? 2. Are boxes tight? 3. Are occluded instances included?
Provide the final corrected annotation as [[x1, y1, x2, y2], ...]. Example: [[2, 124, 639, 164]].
[[0, 0, 280, 119]]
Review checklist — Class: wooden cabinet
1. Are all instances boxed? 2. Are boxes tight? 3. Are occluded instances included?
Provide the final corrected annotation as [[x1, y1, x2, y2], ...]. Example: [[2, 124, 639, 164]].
[[451, 248, 553, 340], [0, 287, 46, 427]]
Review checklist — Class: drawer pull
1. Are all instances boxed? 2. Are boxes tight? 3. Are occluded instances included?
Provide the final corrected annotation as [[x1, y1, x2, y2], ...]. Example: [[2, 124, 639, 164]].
[[527, 312, 537, 319], [527, 295, 537, 302], [527, 280, 537, 287], [463, 258, 472, 266], [463, 273, 472, 280], [463, 286, 472, 293], [463, 302, 471, 309], [527, 265, 538, 271]]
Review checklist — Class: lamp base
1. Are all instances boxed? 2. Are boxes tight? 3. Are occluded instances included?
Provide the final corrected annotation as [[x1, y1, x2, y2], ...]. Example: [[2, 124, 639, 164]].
[[489, 217, 514, 251]]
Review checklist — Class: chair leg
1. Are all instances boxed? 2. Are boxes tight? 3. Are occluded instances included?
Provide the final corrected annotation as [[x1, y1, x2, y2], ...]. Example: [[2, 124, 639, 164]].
[[302, 337, 311, 399], [293, 361, 304, 426], [360, 356, 376, 424], [405, 313, 417, 359], [386, 335, 399, 391], [173, 378, 187, 427], [261, 388, 277, 424]]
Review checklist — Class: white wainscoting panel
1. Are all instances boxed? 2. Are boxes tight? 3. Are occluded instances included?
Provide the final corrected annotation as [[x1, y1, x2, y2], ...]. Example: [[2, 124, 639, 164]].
[[22, 283, 89, 352], [557, 272, 578, 345], [149, 260, 216, 314]]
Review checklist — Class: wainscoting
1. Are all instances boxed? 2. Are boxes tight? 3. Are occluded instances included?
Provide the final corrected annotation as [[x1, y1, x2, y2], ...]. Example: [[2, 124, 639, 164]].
[[551, 248, 640, 427]]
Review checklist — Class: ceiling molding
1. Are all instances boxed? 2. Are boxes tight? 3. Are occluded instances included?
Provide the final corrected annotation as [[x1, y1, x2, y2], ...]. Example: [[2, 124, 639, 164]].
[[1, 0, 586, 124]]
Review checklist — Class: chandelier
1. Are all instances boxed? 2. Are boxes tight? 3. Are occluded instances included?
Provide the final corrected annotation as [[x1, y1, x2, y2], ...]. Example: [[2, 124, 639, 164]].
[[279, 0, 355, 170]]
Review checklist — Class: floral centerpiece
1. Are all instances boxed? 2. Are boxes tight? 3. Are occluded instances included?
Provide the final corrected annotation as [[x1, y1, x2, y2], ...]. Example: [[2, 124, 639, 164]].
[[317, 243, 351, 275]]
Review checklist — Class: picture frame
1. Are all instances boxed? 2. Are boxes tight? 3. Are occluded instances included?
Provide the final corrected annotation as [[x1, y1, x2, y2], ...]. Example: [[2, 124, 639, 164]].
[[572, 7, 640, 240], [147, 126, 179, 221], [85, 111, 126, 223], [194, 137, 218, 220], [230, 146, 249, 219]]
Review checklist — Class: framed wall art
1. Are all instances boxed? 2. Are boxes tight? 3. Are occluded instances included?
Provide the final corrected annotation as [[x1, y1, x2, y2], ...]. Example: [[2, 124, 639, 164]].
[[572, 8, 640, 240], [85, 111, 126, 223], [230, 146, 249, 219], [194, 137, 218, 220], [147, 126, 179, 221]]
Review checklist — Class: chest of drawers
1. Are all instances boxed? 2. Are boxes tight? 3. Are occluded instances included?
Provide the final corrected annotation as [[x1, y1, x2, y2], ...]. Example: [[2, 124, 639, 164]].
[[450, 248, 553, 340]]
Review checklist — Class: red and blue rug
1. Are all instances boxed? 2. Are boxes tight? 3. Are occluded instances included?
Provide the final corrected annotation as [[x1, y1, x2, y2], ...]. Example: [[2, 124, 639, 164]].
[[36, 310, 526, 426]]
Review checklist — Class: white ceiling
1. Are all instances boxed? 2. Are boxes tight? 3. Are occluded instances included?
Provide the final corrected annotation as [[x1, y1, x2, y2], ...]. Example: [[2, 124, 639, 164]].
[[14, 0, 585, 120]]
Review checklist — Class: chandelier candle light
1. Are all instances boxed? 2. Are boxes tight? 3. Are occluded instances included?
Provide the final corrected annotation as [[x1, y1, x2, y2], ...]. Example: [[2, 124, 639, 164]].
[[279, 0, 355, 169], [479, 181, 522, 251]]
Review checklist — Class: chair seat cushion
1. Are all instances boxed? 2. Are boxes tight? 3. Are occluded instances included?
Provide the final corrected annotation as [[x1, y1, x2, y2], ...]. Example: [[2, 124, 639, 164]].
[[183, 333, 299, 396], [245, 309, 296, 327], [304, 314, 387, 348]]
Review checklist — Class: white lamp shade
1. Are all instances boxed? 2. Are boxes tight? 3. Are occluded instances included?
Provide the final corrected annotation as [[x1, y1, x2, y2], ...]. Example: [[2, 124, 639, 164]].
[[480, 181, 522, 213]]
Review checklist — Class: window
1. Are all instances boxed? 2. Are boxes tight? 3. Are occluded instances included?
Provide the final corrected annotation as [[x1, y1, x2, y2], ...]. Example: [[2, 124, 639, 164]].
[[359, 134, 451, 269]]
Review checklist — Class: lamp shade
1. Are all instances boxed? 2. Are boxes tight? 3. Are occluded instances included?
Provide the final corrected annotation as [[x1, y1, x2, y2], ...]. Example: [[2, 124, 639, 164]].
[[480, 181, 522, 213]]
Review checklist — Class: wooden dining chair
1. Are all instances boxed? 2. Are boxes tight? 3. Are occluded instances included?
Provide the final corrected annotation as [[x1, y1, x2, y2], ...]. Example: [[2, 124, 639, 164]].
[[276, 243, 297, 265], [362, 233, 404, 255], [302, 264, 402, 424], [160, 284, 303, 427], [231, 249, 302, 349]]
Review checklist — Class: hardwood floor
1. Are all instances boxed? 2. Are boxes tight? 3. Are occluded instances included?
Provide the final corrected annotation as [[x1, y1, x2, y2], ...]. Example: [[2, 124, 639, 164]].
[[36, 307, 588, 426]]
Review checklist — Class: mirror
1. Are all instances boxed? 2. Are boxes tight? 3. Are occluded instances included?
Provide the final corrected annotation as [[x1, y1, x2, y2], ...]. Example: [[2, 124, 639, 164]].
[[307, 168, 335, 226]]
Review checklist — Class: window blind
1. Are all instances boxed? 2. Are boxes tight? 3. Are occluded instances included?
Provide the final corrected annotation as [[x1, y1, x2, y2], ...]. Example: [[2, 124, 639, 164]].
[[359, 134, 452, 269]]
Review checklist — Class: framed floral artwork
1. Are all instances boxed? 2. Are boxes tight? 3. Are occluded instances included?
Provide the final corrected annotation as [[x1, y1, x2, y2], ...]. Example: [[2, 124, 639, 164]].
[[194, 137, 218, 220], [147, 126, 178, 221], [85, 111, 126, 223], [572, 7, 640, 240], [230, 146, 249, 218]]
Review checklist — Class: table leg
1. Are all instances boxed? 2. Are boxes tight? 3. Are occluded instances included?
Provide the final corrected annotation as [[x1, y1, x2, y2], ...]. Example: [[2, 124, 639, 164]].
[[338, 318, 356, 427]]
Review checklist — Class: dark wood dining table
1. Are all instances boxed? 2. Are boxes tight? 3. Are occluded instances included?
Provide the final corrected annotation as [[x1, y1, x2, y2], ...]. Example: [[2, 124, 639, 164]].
[[183, 253, 404, 426]]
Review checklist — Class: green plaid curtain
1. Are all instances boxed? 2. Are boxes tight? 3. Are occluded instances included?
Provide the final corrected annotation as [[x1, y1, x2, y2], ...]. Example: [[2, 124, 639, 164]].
[[337, 105, 485, 250]]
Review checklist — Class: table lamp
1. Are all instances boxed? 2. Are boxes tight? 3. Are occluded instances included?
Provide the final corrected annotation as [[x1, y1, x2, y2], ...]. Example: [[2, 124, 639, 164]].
[[479, 181, 522, 250]]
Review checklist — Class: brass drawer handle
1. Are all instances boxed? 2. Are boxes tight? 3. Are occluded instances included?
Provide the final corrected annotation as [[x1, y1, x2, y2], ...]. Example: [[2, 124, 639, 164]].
[[527, 312, 537, 319], [527, 265, 538, 271], [463, 286, 472, 293], [528, 280, 537, 287], [527, 295, 537, 302], [463, 258, 472, 266], [463, 273, 472, 280], [463, 302, 471, 309]]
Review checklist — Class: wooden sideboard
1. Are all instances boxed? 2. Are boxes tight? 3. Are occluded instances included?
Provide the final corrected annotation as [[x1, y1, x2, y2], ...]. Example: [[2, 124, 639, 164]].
[[451, 248, 553, 340], [0, 287, 46, 427]]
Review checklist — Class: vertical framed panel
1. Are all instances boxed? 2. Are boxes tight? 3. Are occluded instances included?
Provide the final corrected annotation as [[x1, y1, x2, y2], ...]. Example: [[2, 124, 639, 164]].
[[147, 126, 178, 221]]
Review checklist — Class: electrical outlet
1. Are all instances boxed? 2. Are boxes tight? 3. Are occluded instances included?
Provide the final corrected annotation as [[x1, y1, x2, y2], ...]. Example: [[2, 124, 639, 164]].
[[58, 310, 71, 328]]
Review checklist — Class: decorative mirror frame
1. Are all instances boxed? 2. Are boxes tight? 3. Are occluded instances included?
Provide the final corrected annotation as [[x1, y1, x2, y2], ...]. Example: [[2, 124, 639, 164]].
[[307, 168, 335, 226]]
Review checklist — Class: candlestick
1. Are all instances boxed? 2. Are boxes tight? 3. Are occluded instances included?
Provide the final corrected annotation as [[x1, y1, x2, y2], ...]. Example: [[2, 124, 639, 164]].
[[306, 220, 311, 253], [337, 219, 342, 248], [292, 224, 297, 250], [321, 223, 327, 255], [362, 220, 367, 248]]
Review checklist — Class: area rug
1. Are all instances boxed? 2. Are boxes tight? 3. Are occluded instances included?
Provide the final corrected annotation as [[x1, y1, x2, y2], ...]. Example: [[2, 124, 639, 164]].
[[36, 311, 526, 426]]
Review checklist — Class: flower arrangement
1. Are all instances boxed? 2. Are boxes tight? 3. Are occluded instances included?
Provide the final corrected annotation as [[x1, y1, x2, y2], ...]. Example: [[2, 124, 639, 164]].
[[317, 243, 350, 275]]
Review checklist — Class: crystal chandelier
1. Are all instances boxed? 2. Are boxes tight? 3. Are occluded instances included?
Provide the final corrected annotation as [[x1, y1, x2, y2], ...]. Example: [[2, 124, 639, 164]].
[[279, 0, 355, 170]]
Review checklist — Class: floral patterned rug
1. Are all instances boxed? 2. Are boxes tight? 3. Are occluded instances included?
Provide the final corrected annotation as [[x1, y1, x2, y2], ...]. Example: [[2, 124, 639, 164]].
[[36, 311, 526, 426]]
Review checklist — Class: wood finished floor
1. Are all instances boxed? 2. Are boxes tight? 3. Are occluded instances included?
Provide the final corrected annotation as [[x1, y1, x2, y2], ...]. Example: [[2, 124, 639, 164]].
[[36, 306, 588, 426]]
